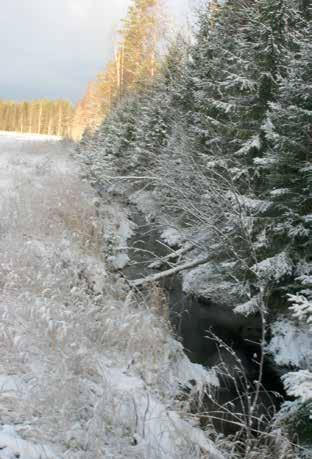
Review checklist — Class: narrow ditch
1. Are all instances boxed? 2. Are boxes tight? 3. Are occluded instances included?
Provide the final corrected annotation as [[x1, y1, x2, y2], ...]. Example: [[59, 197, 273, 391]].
[[124, 205, 287, 435]]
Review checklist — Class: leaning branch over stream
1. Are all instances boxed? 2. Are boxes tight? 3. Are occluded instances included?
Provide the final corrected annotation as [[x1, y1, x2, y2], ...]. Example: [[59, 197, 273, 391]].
[[130, 256, 210, 287]]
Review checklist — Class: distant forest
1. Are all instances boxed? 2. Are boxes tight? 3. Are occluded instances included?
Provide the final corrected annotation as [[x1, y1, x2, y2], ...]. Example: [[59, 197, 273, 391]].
[[0, 100, 74, 137]]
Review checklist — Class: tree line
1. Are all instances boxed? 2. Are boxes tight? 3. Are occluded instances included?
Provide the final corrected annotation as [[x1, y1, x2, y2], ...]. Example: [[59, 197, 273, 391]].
[[71, 0, 164, 140], [0, 99, 74, 137]]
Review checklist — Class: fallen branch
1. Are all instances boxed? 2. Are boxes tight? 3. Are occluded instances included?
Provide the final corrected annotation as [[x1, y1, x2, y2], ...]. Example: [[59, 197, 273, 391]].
[[148, 243, 193, 269], [130, 256, 210, 288], [103, 175, 160, 181]]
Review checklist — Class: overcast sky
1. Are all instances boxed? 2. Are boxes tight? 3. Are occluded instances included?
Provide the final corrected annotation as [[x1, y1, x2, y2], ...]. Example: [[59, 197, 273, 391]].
[[0, 0, 194, 104]]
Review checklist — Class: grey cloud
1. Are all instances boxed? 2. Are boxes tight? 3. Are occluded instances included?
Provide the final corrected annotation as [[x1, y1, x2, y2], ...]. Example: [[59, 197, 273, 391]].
[[0, 0, 192, 103]]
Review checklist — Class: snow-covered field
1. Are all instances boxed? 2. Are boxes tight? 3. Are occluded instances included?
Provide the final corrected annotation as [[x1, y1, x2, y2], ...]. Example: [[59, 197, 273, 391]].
[[0, 131, 62, 141], [0, 134, 222, 458]]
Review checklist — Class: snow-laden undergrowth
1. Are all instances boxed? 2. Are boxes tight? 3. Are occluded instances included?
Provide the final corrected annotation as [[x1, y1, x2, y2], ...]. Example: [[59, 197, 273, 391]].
[[0, 134, 222, 458]]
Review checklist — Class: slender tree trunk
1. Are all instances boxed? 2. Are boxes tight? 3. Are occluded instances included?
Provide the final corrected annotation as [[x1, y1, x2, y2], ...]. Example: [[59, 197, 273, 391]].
[[57, 106, 62, 137], [38, 103, 43, 134]]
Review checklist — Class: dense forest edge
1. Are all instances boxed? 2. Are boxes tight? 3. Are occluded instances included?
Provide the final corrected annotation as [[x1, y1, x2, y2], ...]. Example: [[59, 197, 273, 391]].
[[1, 0, 312, 457], [76, 0, 312, 456]]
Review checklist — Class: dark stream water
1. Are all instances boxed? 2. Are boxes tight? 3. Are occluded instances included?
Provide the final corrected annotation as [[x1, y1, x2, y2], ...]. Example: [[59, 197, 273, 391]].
[[124, 206, 286, 434]]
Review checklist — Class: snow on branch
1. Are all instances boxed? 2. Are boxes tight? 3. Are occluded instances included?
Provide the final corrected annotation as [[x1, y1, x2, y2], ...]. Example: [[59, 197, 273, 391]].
[[288, 292, 312, 330], [282, 370, 312, 403], [252, 252, 293, 282], [130, 256, 210, 288]]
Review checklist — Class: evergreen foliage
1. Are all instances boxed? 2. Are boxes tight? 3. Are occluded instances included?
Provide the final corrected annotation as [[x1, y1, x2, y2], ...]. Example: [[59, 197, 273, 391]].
[[78, 0, 312, 450]]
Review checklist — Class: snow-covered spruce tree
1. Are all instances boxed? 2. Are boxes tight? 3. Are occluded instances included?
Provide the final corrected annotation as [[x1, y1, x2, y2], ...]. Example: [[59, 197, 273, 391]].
[[221, 0, 304, 319], [180, 1, 290, 171], [119, 35, 190, 178], [81, 34, 189, 192], [179, 0, 302, 192], [259, 22, 312, 444], [123, 83, 173, 175], [262, 22, 312, 304], [253, 0, 300, 108], [183, 0, 260, 184], [78, 92, 146, 189], [156, 0, 303, 298], [249, 0, 304, 195]]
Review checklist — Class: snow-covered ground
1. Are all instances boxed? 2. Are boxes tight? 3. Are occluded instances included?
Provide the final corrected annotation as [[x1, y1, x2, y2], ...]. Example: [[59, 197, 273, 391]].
[[0, 131, 62, 141], [0, 134, 222, 458]]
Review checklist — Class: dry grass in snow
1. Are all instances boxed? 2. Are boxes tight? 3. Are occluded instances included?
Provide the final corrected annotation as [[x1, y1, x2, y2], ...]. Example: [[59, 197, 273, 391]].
[[0, 134, 222, 459]]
